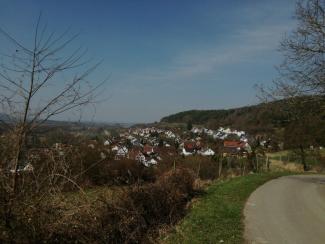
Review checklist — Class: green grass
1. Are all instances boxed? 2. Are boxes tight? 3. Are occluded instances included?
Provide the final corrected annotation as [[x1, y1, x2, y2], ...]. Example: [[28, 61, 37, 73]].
[[163, 172, 292, 244]]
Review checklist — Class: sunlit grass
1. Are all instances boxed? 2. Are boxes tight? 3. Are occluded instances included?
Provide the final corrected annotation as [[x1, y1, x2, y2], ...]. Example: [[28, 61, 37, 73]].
[[163, 172, 292, 244]]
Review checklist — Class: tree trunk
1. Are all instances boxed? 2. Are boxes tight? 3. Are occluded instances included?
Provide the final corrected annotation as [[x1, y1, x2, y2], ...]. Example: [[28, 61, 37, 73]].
[[5, 126, 27, 232], [197, 161, 201, 178], [12, 127, 26, 193], [300, 145, 307, 171], [227, 157, 231, 169], [218, 159, 223, 178], [244, 158, 247, 175]]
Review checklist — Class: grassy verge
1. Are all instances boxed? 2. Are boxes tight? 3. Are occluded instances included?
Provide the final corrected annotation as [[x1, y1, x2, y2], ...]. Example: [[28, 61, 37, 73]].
[[163, 172, 292, 244]]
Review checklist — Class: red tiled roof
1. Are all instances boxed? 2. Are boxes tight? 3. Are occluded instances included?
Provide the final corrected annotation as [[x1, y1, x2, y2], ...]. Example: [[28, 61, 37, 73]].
[[224, 140, 245, 148], [143, 145, 154, 154], [184, 141, 196, 152], [185, 142, 196, 148]]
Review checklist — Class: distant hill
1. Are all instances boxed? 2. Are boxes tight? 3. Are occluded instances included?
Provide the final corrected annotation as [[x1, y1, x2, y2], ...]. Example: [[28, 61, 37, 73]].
[[160, 98, 324, 133], [0, 112, 133, 130]]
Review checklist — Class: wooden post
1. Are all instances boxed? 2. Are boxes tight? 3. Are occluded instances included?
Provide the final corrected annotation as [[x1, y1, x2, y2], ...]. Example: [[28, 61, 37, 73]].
[[218, 159, 223, 178]]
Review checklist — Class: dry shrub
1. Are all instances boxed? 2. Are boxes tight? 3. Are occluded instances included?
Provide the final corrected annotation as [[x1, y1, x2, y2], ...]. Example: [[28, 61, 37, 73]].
[[181, 156, 220, 180], [98, 168, 196, 243], [1, 168, 196, 243], [68, 145, 157, 187], [2, 192, 114, 243], [102, 160, 156, 185], [80, 159, 157, 186], [321, 156, 325, 168], [158, 155, 220, 180], [314, 156, 325, 172]]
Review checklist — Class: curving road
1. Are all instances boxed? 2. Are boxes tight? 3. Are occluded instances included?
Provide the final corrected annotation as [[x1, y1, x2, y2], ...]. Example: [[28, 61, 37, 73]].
[[244, 175, 325, 244]]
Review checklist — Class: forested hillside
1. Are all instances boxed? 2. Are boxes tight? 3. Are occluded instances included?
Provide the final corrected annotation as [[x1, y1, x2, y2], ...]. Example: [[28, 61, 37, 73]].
[[161, 97, 325, 133]]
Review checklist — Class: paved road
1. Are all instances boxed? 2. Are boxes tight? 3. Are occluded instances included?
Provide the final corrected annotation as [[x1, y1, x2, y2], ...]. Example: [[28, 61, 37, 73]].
[[244, 175, 325, 244]]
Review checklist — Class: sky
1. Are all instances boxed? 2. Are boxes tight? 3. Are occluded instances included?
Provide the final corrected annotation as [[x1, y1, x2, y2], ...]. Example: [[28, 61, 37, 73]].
[[0, 0, 297, 123]]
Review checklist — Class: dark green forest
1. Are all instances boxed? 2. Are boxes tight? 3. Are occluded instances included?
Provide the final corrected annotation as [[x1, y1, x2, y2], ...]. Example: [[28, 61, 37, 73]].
[[161, 97, 325, 134]]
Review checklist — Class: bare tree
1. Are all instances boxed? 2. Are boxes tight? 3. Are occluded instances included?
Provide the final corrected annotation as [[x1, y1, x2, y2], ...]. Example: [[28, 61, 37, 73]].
[[0, 14, 106, 231], [259, 0, 325, 99], [257, 0, 325, 170], [257, 0, 324, 110], [0, 15, 106, 182]]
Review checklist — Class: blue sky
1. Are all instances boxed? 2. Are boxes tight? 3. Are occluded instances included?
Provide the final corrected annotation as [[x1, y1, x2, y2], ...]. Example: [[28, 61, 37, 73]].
[[0, 0, 296, 123]]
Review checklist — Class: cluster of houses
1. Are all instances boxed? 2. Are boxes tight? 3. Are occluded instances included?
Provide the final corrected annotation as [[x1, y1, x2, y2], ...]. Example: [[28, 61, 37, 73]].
[[190, 126, 251, 156], [5, 125, 253, 173], [102, 127, 179, 167], [191, 127, 248, 142], [99, 126, 252, 167]]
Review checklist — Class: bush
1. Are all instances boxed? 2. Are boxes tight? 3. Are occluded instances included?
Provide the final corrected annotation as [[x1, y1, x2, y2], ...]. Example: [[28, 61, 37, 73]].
[[0, 168, 196, 243], [82, 159, 157, 186], [99, 168, 196, 243], [158, 155, 220, 180]]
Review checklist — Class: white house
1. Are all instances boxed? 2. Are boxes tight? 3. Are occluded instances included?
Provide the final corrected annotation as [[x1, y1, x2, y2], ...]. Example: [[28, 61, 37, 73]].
[[142, 158, 158, 167], [199, 148, 215, 156], [181, 148, 193, 156], [111, 145, 119, 151], [135, 153, 146, 164], [116, 147, 128, 157]]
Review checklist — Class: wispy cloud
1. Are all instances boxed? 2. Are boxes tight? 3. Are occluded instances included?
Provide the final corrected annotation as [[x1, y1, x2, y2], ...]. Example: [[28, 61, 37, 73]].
[[116, 21, 294, 90]]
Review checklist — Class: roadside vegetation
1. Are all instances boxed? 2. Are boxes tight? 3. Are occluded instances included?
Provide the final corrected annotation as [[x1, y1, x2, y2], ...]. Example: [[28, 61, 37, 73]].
[[163, 172, 292, 244], [267, 149, 325, 172], [0, 167, 197, 243]]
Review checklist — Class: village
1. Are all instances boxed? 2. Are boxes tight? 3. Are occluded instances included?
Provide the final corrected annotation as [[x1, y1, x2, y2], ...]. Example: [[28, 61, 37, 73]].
[[83, 125, 256, 167], [1, 0, 324, 242]]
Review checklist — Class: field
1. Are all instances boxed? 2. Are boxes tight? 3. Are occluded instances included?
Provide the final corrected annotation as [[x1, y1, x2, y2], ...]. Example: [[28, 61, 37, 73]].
[[267, 149, 325, 172]]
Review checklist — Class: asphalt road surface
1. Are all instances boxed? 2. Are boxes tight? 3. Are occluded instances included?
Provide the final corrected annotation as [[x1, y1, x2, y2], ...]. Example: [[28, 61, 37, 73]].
[[244, 175, 325, 244]]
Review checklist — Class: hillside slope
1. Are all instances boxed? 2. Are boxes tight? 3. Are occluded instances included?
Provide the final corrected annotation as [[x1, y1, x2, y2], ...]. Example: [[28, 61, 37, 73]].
[[161, 104, 283, 133], [160, 97, 325, 133]]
